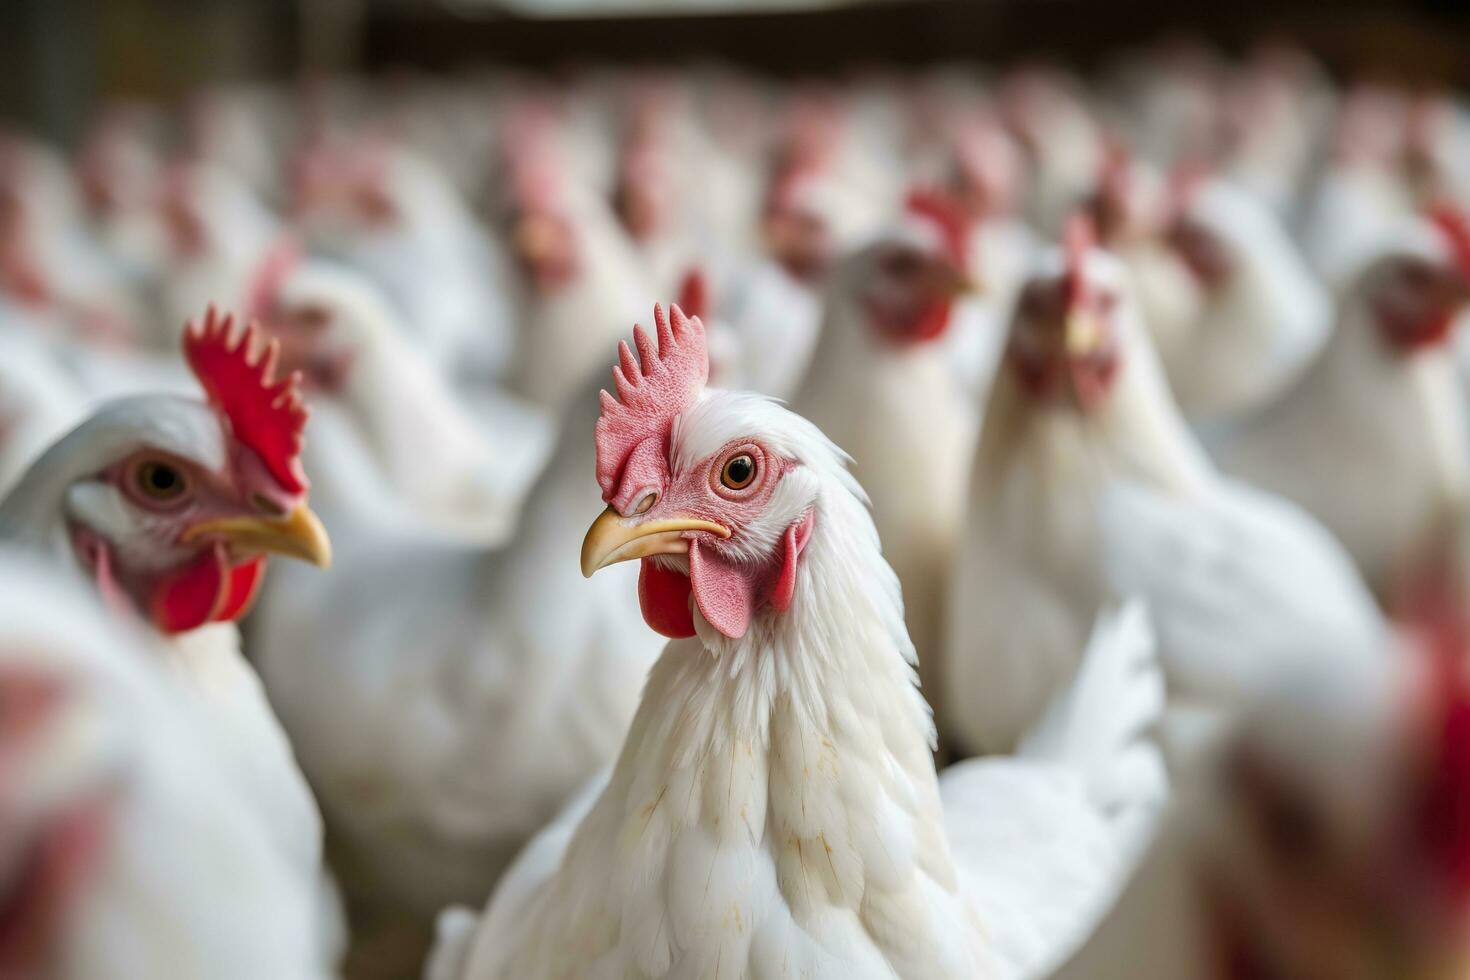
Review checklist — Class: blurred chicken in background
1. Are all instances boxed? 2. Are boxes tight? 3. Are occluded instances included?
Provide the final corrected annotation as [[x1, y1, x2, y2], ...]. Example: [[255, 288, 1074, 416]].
[[0, 550, 336, 978], [1054, 628, 1470, 980]]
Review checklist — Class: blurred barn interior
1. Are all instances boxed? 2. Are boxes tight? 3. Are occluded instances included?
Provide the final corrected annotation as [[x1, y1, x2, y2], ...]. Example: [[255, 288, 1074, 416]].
[[5, 0, 1470, 144]]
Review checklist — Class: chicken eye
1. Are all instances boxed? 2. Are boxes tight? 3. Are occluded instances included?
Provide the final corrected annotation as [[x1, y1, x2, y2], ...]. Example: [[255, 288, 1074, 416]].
[[879, 250, 923, 280], [720, 454, 757, 490], [135, 460, 187, 501], [291, 303, 332, 331]]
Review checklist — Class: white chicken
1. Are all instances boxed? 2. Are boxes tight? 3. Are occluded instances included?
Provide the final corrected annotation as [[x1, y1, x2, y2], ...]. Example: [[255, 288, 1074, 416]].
[[155, 160, 281, 343], [1215, 212, 1470, 607], [0, 328, 87, 494], [937, 116, 1042, 399], [0, 308, 342, 969], [700, 140, 872, 400], [500, 135, 652, 415], [0, 549, 334, 978], [292, 136, 517, 383], [1157, 174, 1332, 424], [1053, 637, 1470, 980], [999, 68, 1106, 235], [250, 379, 664, 973], [1297, 86, 1418, 288], [794, 192, 981, 688], [75, 103, 170, 283], [1085, 149, 1206, 386], [249, 248, 549, 541], [429, 303, 1166, 980], [610, 93, 703, 296], [943, 221, 1388, 767], [0, 136, 144, 346]]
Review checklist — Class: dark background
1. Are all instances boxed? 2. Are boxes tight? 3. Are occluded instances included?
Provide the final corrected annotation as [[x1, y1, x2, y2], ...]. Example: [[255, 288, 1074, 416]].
[[4, 0, 1469, 144]]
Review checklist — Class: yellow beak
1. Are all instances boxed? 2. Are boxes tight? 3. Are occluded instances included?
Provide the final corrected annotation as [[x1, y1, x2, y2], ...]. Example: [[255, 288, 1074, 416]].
[[1065, 311, 1103, 357], [580, 506, 730, 578], [181, 505, 332, 569]]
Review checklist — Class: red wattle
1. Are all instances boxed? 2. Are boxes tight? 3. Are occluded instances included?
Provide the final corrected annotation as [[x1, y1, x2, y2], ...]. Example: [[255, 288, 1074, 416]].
[[688, 539, 755, 639], [214, 557, 267, 623], [1070, 354, 1120, 411], [151, 547, 228, 634], [906, 299, 954, 343], [638, 559, 696, 639], [875, 299, 953, 346]]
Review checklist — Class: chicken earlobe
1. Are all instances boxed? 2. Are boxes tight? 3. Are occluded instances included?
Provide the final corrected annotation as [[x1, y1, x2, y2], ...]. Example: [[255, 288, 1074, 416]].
[[687, 508, 817, 639]]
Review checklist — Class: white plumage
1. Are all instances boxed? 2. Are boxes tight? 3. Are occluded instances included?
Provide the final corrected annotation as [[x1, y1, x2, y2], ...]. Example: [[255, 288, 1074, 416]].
[[0, 549, 334, 978], [943, 243, 1387, 767], [251, 387, 663, 958], [432, 323, 1163, 980], [1214, 219, 1470, 605], [0, 378, 344, 973]]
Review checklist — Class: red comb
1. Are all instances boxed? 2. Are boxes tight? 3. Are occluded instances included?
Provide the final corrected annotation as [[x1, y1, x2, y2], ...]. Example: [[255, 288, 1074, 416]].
[[245, 238, 301, 321], [1063, 212, 1096, 307], [183, 307, 309, 495], [905, 189, 970, 268], [594, 304, 708, 510], [677, 268, 709, 321], [1429, 203, 1470, 281]]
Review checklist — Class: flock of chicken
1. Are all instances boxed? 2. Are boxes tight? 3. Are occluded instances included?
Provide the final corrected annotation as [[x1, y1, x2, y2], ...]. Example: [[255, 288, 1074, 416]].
[[3, 42, 1470, 979]]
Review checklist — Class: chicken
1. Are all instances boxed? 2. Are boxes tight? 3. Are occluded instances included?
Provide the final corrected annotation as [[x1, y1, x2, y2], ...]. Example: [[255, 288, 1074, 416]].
[[1297, 86, 1418, 288], [1053, 635, 1470, 980], [701, 256, 823, 400], [611, 92, 703, 296], [943, 220, 1388, 767], [0, 549, 333, 978], [0, 308, 341, 968], [942, 116, 1043, 393], [249, 378, 664, 973], [292, 136, 516, 383], [75, 103, 169, 283], [500, 131, 652, 415], [1086, 149, 1206, 386], [999, 68, 1106, 235], [429, 303, 1165, 980], [249, 248, 549, 541], [154, 160, 281, 344], [1215, 46, 1332, 219], [1214, 212, 1470, 608], [0, 136, 144, 346], [0, 328, 87, 494], [1156, 173, 1332, 424], [794, 192, 980, 690]]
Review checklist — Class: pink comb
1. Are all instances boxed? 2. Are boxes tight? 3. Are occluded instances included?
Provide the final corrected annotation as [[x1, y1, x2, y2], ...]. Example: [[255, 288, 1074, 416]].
[[906, 189, 970, 268], [245, 237, 301, 321], [1063, 212, 1096, 307], [1430, 204, 1470, 282], [183, 307, 309, 495], [594, 304, 708, 512]]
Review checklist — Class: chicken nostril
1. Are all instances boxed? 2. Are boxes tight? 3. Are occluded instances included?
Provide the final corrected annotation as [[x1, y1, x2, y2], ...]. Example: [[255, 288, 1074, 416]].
[[252, 494, 287, 518], [634, 493, 658, 515]]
